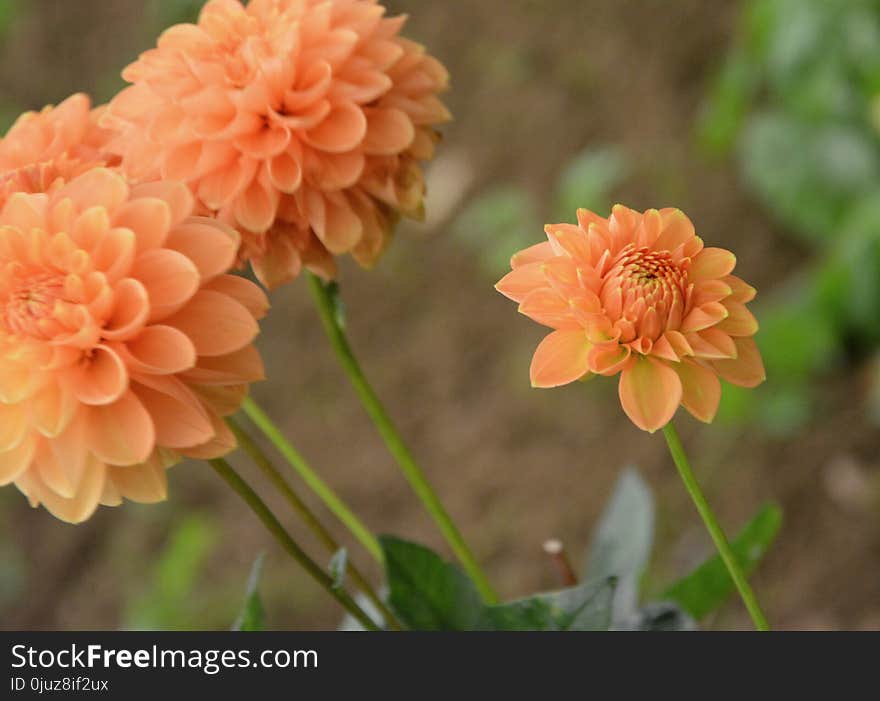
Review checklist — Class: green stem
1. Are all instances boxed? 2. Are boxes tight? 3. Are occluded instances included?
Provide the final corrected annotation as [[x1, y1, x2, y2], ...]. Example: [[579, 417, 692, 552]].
[[208, 458, 380, 631], [227, 417, 403, 630], [662, 422, 770, 631], [307, 273, 498, 604], [241, 396, 382, 563]]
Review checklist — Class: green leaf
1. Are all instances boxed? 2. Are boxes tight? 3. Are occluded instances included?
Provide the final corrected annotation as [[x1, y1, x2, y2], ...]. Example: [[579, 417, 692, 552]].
[[329, 548, 347, 590], [486, 578, 616, 631], [620, 602, 697, 631], [662, 504, 782, 620], [232, 553, 266, 632], [584, 466, 654, 619], [126, 514, 218, 630], [553, 147, 628, 221], [451, 185, 540, 278], [380, 536, 487, 631]]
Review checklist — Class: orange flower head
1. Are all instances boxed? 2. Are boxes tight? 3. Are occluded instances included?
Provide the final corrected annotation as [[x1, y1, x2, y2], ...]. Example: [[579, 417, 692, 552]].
[[102, 0, 451, 289], [496, 205, 765, 432], [0, 168, 268, 522], [0, 93, 118, 206]]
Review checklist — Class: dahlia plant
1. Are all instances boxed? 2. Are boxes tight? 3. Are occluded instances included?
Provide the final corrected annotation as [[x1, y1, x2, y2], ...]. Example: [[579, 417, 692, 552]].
[[0, 0, 778, 632]]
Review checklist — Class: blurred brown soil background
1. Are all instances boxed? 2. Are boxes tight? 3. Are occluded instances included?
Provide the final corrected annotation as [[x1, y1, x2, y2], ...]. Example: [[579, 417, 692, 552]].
[[1, 0, 879, 631]]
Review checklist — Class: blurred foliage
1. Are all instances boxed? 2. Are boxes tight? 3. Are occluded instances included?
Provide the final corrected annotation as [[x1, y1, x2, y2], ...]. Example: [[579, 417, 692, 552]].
[[370, 469, 777, 630], [125, 514, 219, 630], [699, 0, 880, 431], [147, 0, 203, 28], [452, 147, 628, 279], [232, 554, 266, 631]]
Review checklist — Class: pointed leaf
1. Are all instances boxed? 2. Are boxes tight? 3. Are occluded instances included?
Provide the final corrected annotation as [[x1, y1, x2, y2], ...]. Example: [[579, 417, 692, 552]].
[[584, 466, 654, 620], [662, 504, 782, 620], [486, 577, 616, 631], [381, 536, 487, 631], [232, 553, 266, 632]]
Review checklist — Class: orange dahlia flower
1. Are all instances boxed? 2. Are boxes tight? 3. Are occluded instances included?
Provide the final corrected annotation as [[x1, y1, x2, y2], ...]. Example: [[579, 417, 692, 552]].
[[0, 93, 117, 206], [102, 0, 450, 289], [0, 168, 267, 522], [496, 205, 765, 432]]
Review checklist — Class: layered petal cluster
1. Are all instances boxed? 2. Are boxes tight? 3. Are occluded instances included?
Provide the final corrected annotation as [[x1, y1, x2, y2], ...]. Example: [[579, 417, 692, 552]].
[[103, 0, 450, 289], [0, 93, 117, 206], [496, 205, 765, 432], [0, 168, 267, 522]]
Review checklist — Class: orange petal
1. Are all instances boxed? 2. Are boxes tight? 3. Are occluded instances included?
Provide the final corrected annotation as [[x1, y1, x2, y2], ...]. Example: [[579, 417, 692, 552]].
[[108, 457, 168, 504], [679, 301, 728, 333], [131, 249, 201, 322], [55, 168, 128, 213], [30, 381, 77, 437], [102, 278, 150, 341], [178, 410, 237, 459], [710, 337, 766, 388], [203, 274, 269, 320], [654, 209, 695, 252], [675, 360, 721, 423], [588, 342, 631, 376], [0, 402, 28, 450], [362, 107, 414, 155], [86, 390, 154, 466], [24, 457, 105, 523], [130, 181, 195, 228], [529, 330, 592, 388], [132, 376, 214, 449], [618, 356, 682, 432], [495, 262, 547, 303], [117, 325, 197, 375], [717, 300, 759, 337], [303, 101, 367, 153], [163, 290, 258, 356], [233, 176, 278, 232], [511, 241, 554, 269], [268, 151, 303, 193], [723, 275, 757, 303], [113, 197, 172, 252], [688, 247, 736, 282], [519, 288, 577, 329], [70, 345, 128, 406], [181, 345, 265, 385], [166, 217, 239, 282], [545, 223, 591, 262], [0, 434, 35, 485]]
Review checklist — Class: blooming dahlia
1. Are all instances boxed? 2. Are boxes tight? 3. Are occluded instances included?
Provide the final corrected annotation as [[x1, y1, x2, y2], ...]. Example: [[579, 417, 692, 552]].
[[0, 93, 117, 207], [102, 0, 450, 289], [0, 168, 267, 522], [496, 205, 765, 432]]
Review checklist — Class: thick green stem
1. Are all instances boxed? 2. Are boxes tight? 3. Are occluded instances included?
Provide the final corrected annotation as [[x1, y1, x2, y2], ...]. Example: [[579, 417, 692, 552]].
[[227, 417, 403, 630], [207, 458, 380, 631], [307, 273, 498, 605], [662, 422, 771, 631], [241, 396, 382, 563]]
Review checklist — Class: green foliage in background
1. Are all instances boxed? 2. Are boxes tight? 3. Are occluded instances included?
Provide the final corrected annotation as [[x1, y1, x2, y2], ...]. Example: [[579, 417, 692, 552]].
[[232, 554, 266, 631], [700, 0, 880, 430], [126, 514, 219, 630], [335, 468, 779, 631], [452, 147, 628, 279]]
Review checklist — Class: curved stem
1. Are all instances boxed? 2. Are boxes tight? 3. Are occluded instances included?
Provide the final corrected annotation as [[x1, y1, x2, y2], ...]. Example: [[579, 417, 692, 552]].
[[241, 396, 382, 563], [227, 417, 403, 630], [307, 273, 498, 605], [207, 458, 380, 631], [662, 422, 771, 631]]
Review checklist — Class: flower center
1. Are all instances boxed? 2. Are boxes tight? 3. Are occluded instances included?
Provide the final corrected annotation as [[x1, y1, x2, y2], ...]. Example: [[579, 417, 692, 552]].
[[1, 270, 67, 339], [600, 244, 687, 342]]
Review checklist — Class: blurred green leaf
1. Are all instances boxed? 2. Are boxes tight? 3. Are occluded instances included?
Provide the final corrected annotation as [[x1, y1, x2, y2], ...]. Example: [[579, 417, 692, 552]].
[[126, 514, 218, 630], [697, 49, 760, 156], [620, 602, 697, 631], [584, 466, 654, 619], [662, 504, 782, 620], [147, 0, 202, 29], [329, 548, 347, 590], [452, 185, 540, 278], [381, 536, 487, 631], [485, 578, 616, 631], [553, 147, 627, 220], [232, 553, 266, 632]]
